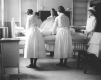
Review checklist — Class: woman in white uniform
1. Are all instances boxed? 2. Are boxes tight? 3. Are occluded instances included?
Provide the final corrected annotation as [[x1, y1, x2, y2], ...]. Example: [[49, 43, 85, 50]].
[[40, 8, 56, 56], [40, 8, 56, 34], [85, 7, 97, 40], [52, 6, 73, 67], [86, 8, 101, 59], [24, 9, 46, 68]]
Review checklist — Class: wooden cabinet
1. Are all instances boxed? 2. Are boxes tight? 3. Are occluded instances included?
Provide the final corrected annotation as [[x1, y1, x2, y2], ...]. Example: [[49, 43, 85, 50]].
[[0, 38, 20, 79]]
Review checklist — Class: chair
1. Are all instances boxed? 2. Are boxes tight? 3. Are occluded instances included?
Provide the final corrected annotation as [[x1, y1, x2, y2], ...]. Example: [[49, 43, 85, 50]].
[[72, 39, 88, 69], [83, 53, 98, 74], [73, 39, 87, 57], [73, 39, 100, 74], [84, 32, 101, 74]]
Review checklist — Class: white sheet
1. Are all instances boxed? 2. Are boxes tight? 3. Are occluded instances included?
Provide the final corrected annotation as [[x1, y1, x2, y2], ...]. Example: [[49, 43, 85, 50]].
[[11, 18, 25, 37], [17, 32, 86, 45]]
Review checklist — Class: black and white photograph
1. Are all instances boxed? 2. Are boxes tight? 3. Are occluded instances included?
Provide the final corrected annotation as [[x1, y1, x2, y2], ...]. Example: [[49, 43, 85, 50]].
[[0, 0, 101, 80]]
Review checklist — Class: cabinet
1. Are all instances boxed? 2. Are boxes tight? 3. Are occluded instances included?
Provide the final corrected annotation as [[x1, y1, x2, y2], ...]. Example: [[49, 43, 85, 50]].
[[0, 38, 20, 79]]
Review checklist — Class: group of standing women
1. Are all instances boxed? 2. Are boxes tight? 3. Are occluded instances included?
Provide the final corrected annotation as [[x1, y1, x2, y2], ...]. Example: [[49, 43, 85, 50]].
[[24, 6, 74, 68]]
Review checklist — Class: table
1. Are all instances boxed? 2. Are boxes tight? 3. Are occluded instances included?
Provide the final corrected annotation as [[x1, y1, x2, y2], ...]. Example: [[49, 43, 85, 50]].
[[0, 38, 20, 80]]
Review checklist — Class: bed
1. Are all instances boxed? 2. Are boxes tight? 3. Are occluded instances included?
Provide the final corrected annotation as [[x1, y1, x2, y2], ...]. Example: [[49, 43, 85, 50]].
[[11, 11, 87, 54], [11, 18, 25, 38], [38, 10, 87, 43], [11, 18, 26, 53]]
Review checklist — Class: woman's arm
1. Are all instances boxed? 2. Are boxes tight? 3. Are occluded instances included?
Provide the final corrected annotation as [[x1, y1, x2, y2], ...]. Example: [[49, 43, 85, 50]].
[[51, 17, 58, 35], [25, 16, 30, 34], [91, 17, 97, 32], [88, 17, 97, 34], [38, 19, 42, 27], [85, 17, 97, 35]]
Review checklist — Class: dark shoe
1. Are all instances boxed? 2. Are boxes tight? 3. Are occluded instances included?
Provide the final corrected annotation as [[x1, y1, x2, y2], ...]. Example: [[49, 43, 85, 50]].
[[56, 63, 64, 67], [33, 65, 38, 68], [63, 64, 68, 67], [63, 64, 70, 68], [50, 51, 54, 57], [33, 65, 39, 69], [26, 64, 34, 68]]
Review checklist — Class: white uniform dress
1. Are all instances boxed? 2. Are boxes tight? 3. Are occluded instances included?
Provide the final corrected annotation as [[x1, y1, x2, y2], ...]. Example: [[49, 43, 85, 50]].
[[86, 16, 97, 38], [40, 16, 55, 34], [40, 16, 55, 51], [24, 15, 46, 58], [53, 13, 73, 58]]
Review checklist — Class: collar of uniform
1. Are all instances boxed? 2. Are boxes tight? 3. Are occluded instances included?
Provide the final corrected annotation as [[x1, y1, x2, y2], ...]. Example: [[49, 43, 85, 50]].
[[59, 13, 64, 16]]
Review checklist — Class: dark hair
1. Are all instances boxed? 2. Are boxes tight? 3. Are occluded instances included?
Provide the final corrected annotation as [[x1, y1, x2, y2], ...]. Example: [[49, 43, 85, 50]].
[[27, 9, 33, 15], [57, 6, 65, 13], [88, 9, 95, 16], [51, 8, 56, 16], [51, 8, 55, 12], [35, 12, 39, 16]]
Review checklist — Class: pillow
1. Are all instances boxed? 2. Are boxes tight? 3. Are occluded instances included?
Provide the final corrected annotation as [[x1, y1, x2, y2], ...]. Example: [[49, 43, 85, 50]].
[[16, 31, 25, 37]]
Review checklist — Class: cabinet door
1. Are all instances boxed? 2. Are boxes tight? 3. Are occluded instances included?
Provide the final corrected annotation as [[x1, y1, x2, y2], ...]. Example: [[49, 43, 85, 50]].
[[2, 41, 19, 67], [73, 0, 89, 26]]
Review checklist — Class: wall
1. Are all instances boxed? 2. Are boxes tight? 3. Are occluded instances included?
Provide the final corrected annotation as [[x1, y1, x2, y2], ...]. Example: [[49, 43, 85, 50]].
[[4, 0, 20, 37], [4, 0, 20, 23], [0, 1, 1, 26], [94, 2, 101, 32], [38, 0, 73, 11]]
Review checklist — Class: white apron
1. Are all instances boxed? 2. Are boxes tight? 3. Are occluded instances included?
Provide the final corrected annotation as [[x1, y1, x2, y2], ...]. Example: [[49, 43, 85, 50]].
[[53, 13, 73, 58], [24, 15, 46, 58], [54, 27, 73, 58]]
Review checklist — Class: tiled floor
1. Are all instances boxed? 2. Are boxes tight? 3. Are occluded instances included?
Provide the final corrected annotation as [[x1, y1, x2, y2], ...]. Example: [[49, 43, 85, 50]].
[[0, 54, 101, 80]]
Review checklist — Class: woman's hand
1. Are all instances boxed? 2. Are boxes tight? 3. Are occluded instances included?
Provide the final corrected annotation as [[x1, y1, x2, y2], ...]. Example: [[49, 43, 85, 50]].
[[51, 29, 56, 35]]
